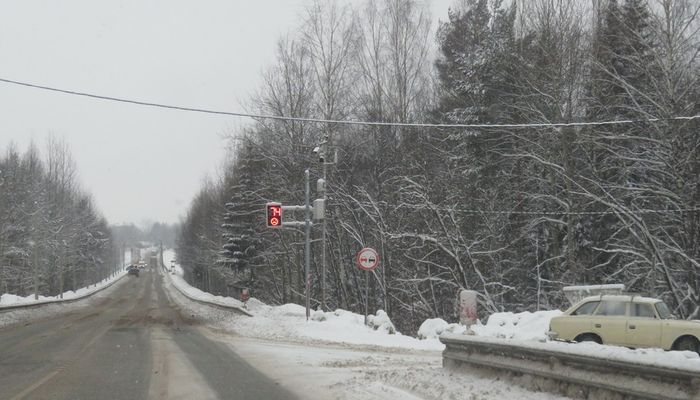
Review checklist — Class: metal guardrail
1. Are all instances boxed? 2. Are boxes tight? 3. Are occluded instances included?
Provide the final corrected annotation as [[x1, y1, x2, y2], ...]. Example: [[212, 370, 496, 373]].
[[163, 268, 253, 317], [440, 334, 700, 400], [0, 271, 128, 312]]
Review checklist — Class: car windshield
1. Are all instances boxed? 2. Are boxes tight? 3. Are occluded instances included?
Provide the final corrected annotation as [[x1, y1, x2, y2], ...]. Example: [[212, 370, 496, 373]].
[[654, 302, 674, 319]]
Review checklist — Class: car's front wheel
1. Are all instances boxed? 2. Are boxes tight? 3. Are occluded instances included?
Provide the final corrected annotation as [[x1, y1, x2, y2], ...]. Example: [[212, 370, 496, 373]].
[[673, 336, 699, 353]]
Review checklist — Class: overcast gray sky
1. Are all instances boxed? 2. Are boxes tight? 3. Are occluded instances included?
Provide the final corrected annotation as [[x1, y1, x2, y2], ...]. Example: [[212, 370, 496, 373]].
[[0, 0, 450, 226]]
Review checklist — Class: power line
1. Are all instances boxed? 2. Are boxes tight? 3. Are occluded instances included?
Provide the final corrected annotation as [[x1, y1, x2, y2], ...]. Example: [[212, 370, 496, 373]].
[[425, 207, 700, 216], [331, 202, 700, 216], [1, 77, 699, 129]]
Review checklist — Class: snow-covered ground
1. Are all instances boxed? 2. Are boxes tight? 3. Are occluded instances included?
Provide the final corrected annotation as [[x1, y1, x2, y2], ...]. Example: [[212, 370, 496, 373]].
[[162, 266, 568, 399], [0, 269, 129, 329], [229, 300, 446, 351], [0, 267, 128, 308], [162, 249, 700, 398], [161, 253, 573, 399], [220, 336, 570, 400], [162, 249, 253, 314], [164, 251, 445, 351]]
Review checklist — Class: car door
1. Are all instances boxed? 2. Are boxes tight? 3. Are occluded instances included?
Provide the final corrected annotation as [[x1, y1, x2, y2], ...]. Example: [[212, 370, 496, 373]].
[[591, 300, 628, 345], [554, 300, 599, 340], [625, 302, 662, 348]]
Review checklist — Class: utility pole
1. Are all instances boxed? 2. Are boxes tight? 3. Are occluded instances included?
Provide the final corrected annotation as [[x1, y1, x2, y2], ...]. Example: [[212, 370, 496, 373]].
[[59, 244, 65, 298], [318, 132, 335, 311], [32, 242, 39, 300], [304, 169, 312, 321], [320, 134, 328, 312]]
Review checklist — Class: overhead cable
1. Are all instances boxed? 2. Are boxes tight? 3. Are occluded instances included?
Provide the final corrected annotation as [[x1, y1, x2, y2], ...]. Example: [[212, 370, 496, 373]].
[[330, 202, 700, 216], [414, 207, 700, 216], [1, 77, 699, 129]]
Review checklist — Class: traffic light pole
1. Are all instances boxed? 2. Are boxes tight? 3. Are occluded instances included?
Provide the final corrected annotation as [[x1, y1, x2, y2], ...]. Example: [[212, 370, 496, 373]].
[[267, 169, 318, 321], [318, 133, 334, 312]]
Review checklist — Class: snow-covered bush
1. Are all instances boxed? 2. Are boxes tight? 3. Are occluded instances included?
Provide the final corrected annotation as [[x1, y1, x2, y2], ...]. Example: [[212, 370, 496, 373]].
[[417, 318, 467, 339], [367, 310, 396, 334], [417, 318, 448, 339], [244, 297, 267, 312], [311, 309, 327, 321], [472, 310, 562, 341], [275, 303, 307, 317]]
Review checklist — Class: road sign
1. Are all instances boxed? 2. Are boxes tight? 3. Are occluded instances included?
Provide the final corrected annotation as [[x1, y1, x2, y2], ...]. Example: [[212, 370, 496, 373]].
[[357, 247, 380, 325], [356, 247, 380, 271], [266, 202, 283, 228]]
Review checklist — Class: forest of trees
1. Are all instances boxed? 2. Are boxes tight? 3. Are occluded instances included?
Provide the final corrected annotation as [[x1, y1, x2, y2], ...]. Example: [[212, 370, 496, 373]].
[[176, 0, 700, 333], [0, 139, 117, 298]]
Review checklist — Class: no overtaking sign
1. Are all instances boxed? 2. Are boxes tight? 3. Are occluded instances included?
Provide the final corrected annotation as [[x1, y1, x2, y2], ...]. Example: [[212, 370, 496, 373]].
[[356, 247, 380, 271]]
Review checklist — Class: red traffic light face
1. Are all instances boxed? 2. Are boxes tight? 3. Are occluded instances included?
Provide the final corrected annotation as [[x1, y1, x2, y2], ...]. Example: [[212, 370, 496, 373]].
[[266, 203, 283, 228]]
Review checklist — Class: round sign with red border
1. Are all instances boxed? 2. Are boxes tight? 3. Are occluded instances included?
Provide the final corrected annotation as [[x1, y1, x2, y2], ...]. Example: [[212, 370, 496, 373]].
[[356, 247, 380, 271]]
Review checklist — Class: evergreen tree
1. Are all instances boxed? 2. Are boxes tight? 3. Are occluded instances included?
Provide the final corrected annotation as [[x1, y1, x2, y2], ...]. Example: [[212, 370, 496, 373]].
[[218, 141, 262, 296], [435, 0, 517, 126]]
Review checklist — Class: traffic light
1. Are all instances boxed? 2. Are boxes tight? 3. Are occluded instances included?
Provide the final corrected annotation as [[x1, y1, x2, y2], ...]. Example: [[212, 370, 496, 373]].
[[266, 202, 283, 228]]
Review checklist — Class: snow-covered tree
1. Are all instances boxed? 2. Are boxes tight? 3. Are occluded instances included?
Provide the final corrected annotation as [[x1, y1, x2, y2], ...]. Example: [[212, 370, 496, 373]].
[[0, 140, 117, 298], [218, 141, 262, 297]]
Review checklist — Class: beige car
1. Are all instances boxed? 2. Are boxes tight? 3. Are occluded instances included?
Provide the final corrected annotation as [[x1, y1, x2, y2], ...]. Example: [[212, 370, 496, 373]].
[[548, 294, 700, 353]]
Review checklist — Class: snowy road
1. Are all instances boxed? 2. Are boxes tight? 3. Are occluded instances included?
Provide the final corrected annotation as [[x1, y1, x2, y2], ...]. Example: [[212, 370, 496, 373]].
[[0, 268, 296, 400]]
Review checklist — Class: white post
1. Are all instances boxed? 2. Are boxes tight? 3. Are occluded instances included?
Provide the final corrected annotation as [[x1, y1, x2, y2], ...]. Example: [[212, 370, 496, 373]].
[[459, 290, 478, 333]]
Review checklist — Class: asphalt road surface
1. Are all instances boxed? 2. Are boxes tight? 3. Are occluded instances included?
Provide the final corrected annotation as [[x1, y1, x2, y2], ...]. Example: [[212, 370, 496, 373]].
[[0, 268, 297, 400]]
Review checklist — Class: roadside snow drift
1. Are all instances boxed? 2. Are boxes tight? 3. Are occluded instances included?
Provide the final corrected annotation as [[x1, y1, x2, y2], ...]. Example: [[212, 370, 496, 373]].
[[232, 300, 445, 351], [164, 251, 700, 373], [0, 270, 127, 308]]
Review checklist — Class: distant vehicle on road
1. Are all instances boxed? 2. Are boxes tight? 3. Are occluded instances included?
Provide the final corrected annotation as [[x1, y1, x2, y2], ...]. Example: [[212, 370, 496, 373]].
[[548, 294, 699, 353], [127, 266, 140, 277]]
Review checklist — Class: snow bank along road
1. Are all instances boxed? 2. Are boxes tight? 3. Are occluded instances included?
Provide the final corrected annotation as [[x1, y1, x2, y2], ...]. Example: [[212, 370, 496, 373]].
[[0, 268, 296, 400], [161, 275, 571, 400]]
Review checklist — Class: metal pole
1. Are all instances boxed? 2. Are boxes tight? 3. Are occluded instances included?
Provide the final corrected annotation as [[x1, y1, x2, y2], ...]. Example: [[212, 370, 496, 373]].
[[33, 244, 39, 300], [321, 133, 331, 311], [364, 271, 369, 325], [320, 135, 328, 311], [536, 234, 542, 311], [304, 169, 311, 321]]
